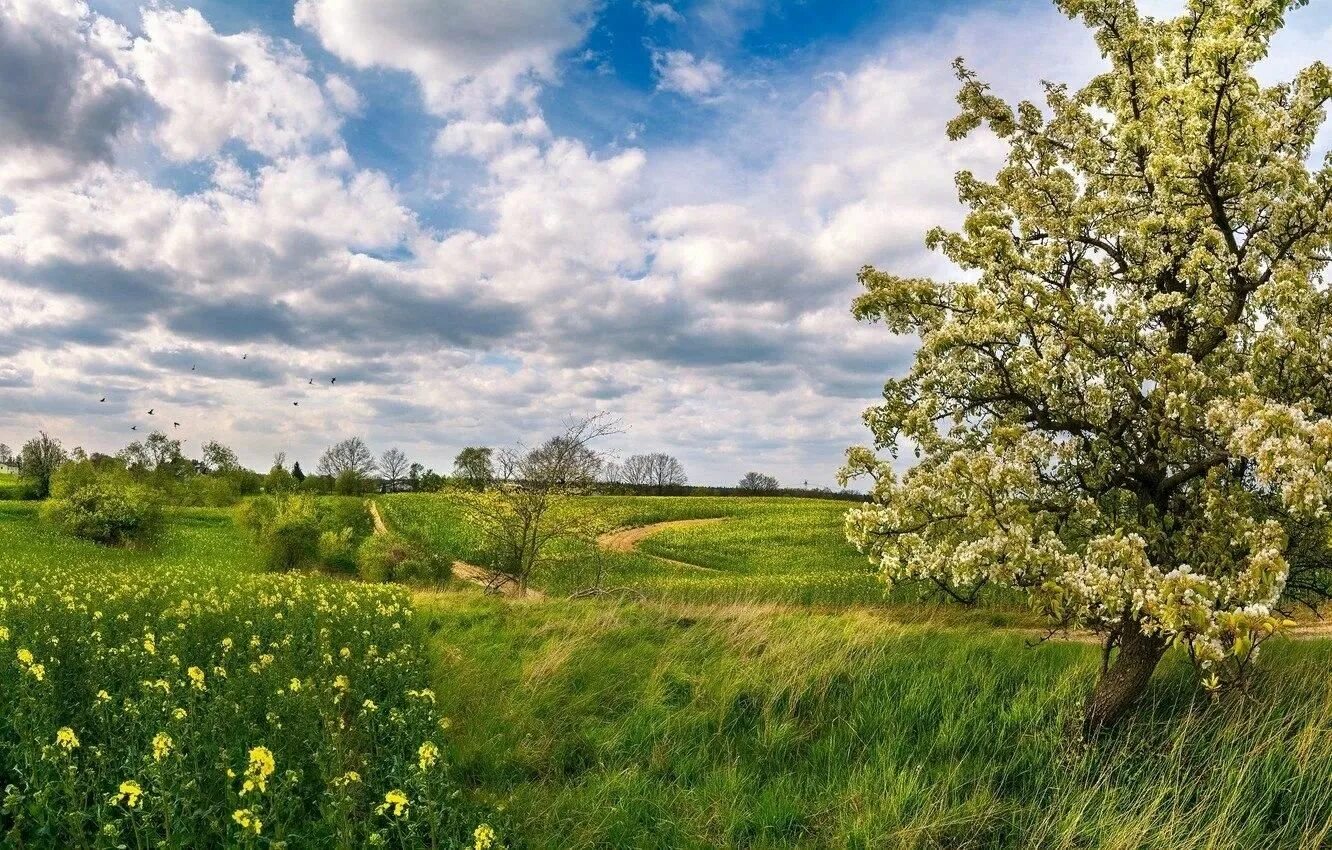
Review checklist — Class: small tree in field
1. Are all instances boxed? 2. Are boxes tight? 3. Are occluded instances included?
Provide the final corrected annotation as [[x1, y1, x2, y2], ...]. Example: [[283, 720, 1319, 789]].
[[461, 415, 619, 593], [380, 448, 409, 492], [317, 437, 377, 479], [738, 471, 779, 492], [18, 431, 67, 498], [844, 0, 1332, 732], [453, 447, 494, 490]]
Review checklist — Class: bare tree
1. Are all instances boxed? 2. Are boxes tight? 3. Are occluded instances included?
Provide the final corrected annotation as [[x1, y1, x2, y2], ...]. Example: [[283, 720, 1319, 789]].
[[738, 471, 779, 492], [461, 414, 619, 593], [380, 447, 409, 492], [621, 452, 688, 494], [317, 437, 378, 478]]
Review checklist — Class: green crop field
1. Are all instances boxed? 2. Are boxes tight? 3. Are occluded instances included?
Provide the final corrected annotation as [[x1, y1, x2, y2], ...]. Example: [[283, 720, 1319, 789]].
[[0, 502, 492, 848], [379, 493, 1030, 616], [4, 494, 1332, 848]]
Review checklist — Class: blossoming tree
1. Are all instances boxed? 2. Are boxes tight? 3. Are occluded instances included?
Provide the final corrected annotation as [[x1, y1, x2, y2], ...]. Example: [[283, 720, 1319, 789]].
[[842, 0, 1332, 731]]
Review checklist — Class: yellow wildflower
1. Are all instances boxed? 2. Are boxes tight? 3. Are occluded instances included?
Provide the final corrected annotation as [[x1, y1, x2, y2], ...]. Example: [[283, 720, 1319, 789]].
[[114, 780, 143, 808], [152, 732, 173, 762], [474, 824, 497, 850], [417, 741, 439, 771], [16, 648, 33, 665], [241, 746, 275, 795], [376, 789, 409, 818], [232, 808, 262, 836], [332, 770, 361, 787], [55, 727, 80, 752], [187, 666, 206, 691]]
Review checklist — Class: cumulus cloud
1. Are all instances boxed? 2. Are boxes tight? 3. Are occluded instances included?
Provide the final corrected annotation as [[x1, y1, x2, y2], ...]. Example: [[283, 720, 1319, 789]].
[[0, 0, 141, 184], [4, 0, 1331, 485], [129, 7, 342, 160], [294, 0, 597, 115], [651, 49, 726, 99]]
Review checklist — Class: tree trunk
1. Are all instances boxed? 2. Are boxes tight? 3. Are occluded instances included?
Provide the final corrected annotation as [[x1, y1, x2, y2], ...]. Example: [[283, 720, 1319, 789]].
[[1083, 627, 1168, 735]]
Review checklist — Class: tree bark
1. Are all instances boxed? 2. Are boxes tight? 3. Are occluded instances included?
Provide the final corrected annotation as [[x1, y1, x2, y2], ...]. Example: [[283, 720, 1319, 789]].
[[1083, 626, 1169, 735]]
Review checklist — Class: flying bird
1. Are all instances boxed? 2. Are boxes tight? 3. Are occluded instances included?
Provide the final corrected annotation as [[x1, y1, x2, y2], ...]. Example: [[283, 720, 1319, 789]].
[[308, 378, 313, 385], [330, 377, 337, 385], [293, 402, 299, 406], [131, 425, 138, 431], [242, 354, 248, 360], [173, 422, 181, 428], [99, 397, 106, 403], [191, 365, 196, 371], [147, 409, 154, 415]]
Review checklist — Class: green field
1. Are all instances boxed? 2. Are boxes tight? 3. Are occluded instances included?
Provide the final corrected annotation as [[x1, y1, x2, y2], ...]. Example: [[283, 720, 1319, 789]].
[[379, 493, 1030, 618], [4, 495, 1332, 848], [416, 590, 1332, 850], [0, 502, 490, 848]]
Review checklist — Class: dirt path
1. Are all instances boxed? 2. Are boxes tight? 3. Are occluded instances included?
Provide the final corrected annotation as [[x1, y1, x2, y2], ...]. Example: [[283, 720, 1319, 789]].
[[372, 502, 1332, 640], [597, 518, 727, 572], [367, 501, 543, 599]]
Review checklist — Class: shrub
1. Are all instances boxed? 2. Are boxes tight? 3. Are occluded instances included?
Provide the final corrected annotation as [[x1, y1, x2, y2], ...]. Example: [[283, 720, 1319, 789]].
[[318, 527, 357, 574], [235, 494, 322, 571], [334, 469, 370, 496], [357, 532, 451, 585], [237, 495, 375, 573], [42, 463, 162, 546]]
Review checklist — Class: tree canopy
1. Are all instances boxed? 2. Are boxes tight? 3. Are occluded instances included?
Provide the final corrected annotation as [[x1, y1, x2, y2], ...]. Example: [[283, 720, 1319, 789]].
[[843, 0, 1332, 730]]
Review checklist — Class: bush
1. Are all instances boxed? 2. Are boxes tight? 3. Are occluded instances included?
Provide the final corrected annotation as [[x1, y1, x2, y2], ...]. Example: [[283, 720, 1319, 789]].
[[357, 532, 452, 585], [334, 469, 371, 496], [318, 527, 357, 574], [235, 494, 322, 571], [42, 463, 162, 546], [237, 495, 374, 573]]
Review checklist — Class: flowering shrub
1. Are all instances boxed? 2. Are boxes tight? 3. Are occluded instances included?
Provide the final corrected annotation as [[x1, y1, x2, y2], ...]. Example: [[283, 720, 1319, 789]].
[[0, 552, 495, 847]]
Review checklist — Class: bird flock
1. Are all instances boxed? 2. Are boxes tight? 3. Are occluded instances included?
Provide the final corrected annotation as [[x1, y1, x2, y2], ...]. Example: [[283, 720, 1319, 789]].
[[102, 355, 339, 444]]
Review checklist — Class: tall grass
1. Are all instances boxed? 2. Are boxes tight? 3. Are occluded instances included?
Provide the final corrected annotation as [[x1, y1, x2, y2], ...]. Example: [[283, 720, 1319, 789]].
[[415, 590, 1332, 849]]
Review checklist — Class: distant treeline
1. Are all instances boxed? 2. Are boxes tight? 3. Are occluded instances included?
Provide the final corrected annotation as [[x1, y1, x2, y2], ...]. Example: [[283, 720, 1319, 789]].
[[590, 482, 864, 501], [0, 431, 864, 504]]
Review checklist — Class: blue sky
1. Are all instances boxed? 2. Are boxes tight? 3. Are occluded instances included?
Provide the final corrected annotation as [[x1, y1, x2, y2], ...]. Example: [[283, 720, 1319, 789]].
[[1, 0, 1329, 485]]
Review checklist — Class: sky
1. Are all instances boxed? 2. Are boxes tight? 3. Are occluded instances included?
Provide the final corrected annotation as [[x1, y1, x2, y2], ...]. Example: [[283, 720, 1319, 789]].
[[1, 0, 1329, 486]]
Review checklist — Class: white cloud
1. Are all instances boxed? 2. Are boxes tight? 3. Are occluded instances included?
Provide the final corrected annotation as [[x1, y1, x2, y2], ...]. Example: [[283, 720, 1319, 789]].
[[638, 1, 684, 25], [129, 7, 341, 161], [652, 49, 726, 99], [0, 0, 141, 185], [323, 73, 363, 115], [294, 0, 597, 116], [4, 0, 1332, 485]]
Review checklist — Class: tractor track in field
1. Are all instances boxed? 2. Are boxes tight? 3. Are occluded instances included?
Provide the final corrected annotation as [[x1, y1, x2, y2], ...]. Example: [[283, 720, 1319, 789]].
[[369, 501, 1332, 641], [596, 518, 728, 572], [367, 501, 544, 600]]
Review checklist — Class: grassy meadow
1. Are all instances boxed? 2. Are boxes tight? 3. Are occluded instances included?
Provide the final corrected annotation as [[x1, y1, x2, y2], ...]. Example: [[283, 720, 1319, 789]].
[[3, 492, 1332, 848]]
